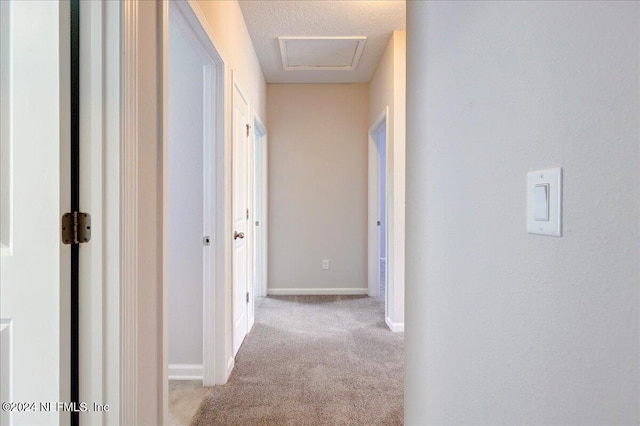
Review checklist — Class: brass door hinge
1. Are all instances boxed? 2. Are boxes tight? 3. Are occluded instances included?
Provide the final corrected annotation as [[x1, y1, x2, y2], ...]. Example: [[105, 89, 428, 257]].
[[62, 212, 91, 245]]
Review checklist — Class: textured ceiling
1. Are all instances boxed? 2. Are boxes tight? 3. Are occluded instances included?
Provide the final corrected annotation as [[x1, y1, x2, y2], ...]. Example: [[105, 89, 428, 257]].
[[238, 0, 406, 84]]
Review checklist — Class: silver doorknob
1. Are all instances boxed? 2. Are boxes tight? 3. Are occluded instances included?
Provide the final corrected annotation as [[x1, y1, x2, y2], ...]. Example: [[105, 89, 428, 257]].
[[234, 231, 245, 240]]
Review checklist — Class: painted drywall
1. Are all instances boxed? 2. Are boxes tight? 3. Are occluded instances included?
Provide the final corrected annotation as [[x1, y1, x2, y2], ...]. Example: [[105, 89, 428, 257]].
[[267, 84, 369, 294], [405, 1, 639, 424], [369, 31, 406, 327], [167, 13, 206, 369], [196, 0, 266, 121]]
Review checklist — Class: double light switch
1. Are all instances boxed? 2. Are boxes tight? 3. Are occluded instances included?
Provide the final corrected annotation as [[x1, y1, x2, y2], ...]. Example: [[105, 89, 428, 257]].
[[527, 167, 562, 236]]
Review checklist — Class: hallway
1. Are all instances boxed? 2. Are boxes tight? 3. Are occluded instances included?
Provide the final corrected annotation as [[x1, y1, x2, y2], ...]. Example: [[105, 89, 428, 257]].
[[170, 296, 403, 425]]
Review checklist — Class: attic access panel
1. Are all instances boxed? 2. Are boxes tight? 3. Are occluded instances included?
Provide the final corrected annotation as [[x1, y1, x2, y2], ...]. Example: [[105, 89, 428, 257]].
[[278, 36, 366, 71]]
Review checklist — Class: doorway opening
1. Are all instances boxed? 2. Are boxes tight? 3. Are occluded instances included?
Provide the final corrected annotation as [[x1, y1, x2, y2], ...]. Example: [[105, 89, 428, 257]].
[[368, 107, 389, 313], [252, 117, 268, 298], [376, 120, 387, 300], [165, 0, 225, 388]]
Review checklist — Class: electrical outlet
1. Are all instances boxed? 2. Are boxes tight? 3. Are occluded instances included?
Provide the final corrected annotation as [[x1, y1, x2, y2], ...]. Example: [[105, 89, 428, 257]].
[[322, 259, 329, 270]]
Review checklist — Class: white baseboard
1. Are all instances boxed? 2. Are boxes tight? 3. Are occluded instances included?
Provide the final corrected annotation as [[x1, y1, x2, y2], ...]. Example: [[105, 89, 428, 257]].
[[267, 288, 368, 296], [385, 316, 404, 333], [168, 364, 203, 381], [225, 356, 235, 383]]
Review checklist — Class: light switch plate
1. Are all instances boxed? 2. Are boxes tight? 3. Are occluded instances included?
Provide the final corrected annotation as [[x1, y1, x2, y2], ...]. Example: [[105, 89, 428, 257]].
[[527, 167, 562, 236]]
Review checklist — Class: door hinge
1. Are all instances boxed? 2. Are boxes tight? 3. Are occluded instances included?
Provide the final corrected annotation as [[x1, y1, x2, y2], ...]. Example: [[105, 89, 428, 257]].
[[203, 235, 211, 246], [246, 208, 249, 220], [246, 292, 250, 303], [62, 212, 91, 245], [377, 221, 381, 226], [246, 124, 251, 137], [255, 221, 259, 226]]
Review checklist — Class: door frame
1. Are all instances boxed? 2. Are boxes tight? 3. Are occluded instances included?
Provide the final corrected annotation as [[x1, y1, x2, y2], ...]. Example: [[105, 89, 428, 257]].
[[78, 1, 122, 423], [161, 0, 227, 389], [252, 116, 268, 298], [164, 0, 221, 386], [368, 107, 390, 304], [117, 0, 233, 422]]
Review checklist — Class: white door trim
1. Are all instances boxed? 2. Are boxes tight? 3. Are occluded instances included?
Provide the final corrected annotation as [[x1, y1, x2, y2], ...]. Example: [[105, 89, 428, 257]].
[[121, 1, 141, 423], [102, 1, 122, 421], [79, 1, 122, 424], [120, 0, 176, 423], [252, 116, 268, 298], [368, 107, 389, 300]]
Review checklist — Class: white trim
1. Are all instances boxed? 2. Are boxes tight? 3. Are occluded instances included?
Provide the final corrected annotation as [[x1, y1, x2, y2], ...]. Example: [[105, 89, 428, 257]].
[[385, 317, 404, 333], [78, 1, 125, 423], [103, 0, 121, 422], [121, 1, 139, 424], [226, 357, 235, 378], [160, 1, 171, 423], [168, 364, 204, 381], [267, 288, 369, 296]]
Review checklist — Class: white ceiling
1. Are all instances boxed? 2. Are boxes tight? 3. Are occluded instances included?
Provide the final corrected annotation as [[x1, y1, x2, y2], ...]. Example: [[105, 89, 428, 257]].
[[238, 0, 406, 84]]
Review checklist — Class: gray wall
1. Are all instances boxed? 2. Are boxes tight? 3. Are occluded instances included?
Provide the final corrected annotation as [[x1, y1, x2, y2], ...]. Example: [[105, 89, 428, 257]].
[[405, 1, 639, 424], [267, 84, 369, 293]]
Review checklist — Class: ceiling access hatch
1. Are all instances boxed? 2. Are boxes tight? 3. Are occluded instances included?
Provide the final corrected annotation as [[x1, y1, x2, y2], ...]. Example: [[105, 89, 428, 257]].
[[278, 36, 367, 71]]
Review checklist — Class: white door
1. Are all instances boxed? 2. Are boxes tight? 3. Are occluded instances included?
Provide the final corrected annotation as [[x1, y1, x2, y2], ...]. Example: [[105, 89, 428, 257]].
[[232, 79, 250, 356], [0, 2, 71, 424]]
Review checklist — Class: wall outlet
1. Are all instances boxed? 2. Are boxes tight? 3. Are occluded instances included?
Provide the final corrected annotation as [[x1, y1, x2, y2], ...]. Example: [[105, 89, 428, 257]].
[[322, 259, 330, 270]]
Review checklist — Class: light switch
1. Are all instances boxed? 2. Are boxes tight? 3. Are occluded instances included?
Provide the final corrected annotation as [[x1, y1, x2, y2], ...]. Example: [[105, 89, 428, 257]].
[[533, 184, 549, 221], [527, 167, 562, 237]]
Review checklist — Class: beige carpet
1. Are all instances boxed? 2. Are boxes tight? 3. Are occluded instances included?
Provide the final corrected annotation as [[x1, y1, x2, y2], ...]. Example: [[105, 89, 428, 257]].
[[190, 295, 404, 426], [169, 380, 209, 426]]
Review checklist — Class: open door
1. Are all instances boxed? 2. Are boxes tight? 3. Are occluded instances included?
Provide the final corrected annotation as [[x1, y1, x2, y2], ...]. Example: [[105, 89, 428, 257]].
[[0, 2, 72, 424]]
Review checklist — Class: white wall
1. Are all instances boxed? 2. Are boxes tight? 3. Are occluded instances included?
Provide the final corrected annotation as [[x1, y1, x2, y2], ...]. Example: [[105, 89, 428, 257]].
[[167, 13, 206, 370], [196, 0, 266, 121], [405, 2, 639, 424], [369, 31, 406, 326], [267, 84, 369, 294]]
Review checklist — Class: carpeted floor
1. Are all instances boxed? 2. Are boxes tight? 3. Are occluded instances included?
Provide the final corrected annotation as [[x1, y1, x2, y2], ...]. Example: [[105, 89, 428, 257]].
[[190, 295, 404, 426]]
